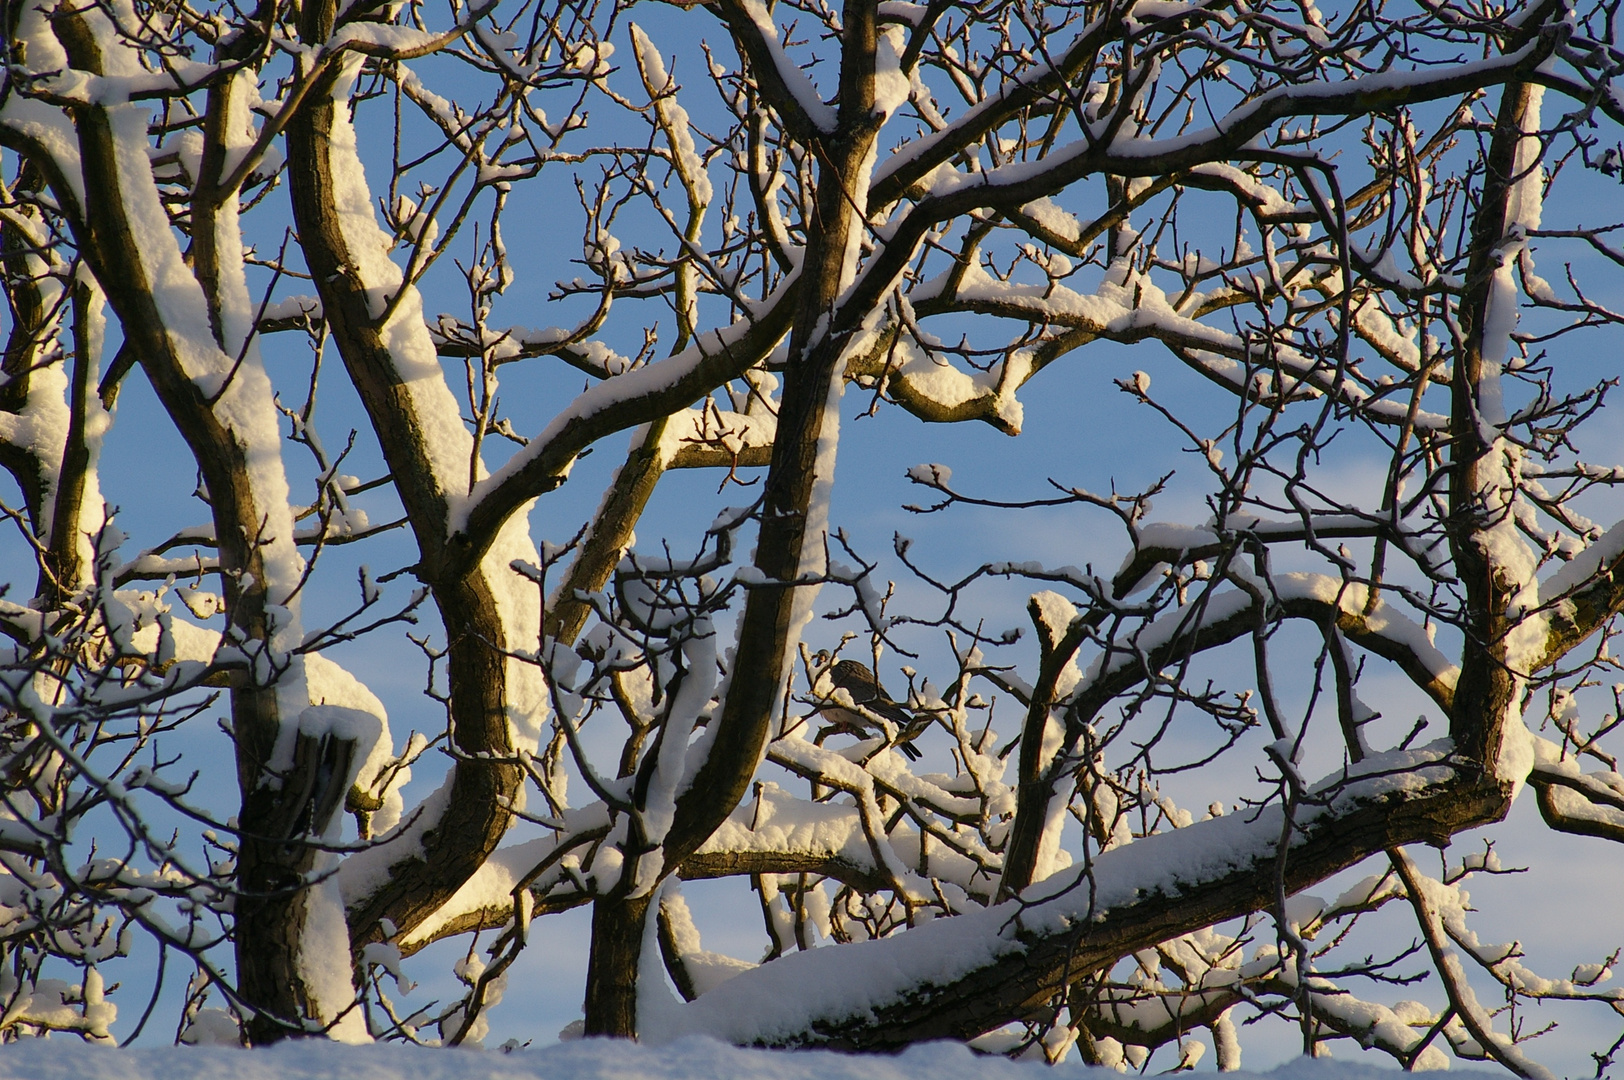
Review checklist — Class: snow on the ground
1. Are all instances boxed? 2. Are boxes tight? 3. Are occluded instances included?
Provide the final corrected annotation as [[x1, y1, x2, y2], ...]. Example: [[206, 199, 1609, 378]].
[[0, 1035, 1488, 1080]]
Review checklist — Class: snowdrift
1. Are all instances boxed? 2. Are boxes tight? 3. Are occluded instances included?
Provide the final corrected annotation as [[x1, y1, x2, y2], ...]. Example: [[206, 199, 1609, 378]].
[[0, 1035, 1483, 1080]]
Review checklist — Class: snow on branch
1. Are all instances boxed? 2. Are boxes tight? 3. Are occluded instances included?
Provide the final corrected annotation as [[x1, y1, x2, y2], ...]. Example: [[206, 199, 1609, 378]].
[[653, 744, 1498, 1049]]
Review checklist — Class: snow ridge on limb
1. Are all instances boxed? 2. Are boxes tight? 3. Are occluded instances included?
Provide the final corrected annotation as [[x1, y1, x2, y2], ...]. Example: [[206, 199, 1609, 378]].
[[833, 2, 1571, 349], [1390, 849, 1558, 1080], [1041, 572, 1458, 716], [1528, 511, 1624, 673], [906, 266, 1449, 434], [866, 1, 1141, 206], [683, 781, 959, 898], [1443, 78, 1550, 790], [1528, 735, 1624, 842], [659, 745, 1506, 1049], [1112, 516, 1445, 600]]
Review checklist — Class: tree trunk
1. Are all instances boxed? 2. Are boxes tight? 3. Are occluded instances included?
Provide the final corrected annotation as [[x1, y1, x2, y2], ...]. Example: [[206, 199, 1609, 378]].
[[1447, 79, 1540, 769], [285, 4, 525, 952], [44, 8, 337, 1037], [583, 893, 653, 1037], [237, 732, 358, 1043], [578, 2, 888, 1035]]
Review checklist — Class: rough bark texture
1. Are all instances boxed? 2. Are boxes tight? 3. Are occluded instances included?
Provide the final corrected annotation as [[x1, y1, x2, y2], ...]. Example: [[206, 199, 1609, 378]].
[[999, 603, 1089, 899], [236, 732, 358, 1043], [584, 893, 653, 1036], [39, 280, 97, 607], [546, 420, 671, 645], [47, 11, 335, 1036], [0, 171, 52, 532]]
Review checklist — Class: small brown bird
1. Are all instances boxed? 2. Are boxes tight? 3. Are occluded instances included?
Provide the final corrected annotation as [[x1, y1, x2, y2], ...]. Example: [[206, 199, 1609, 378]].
[[815, 655, 926, 760]]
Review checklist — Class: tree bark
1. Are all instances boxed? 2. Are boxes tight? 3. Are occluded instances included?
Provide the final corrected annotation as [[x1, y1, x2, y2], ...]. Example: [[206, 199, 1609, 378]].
[[583, 893, 654, 1036], [1447, 79, 1541, 769]]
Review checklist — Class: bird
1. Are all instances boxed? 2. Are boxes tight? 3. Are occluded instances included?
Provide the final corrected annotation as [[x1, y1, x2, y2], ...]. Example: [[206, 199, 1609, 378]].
[[813, 655, 927, 761]]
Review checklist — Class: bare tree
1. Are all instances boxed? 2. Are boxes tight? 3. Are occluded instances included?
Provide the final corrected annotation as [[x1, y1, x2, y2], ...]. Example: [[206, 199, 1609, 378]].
[[5, 0, 1624, 1068]]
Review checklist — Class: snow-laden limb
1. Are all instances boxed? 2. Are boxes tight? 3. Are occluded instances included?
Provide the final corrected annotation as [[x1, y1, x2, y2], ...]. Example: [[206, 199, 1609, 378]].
[[396, 761, 984, 961], [1113, 516, 1444, 599], [1400, 835, 1624, 1008], [654, 744, 1506, 1049], [814, 9, 1579, 411], [1081, 32, 1559, 184], [1440, 79, 1552, 792], [283, 27, 564, 965], [263, 300, 640, 384], [429, 317, 635, 379], [711, 0, 838, 141], [630, 621, 722, 895], [0, 966, 117, 1043], [903, 263, 1448, 434], [867, 3, 1136, 207], [630, 22, 713, 356], [839, 320, 1031, 435], [1077, 841, 1616, 1072], [859, 22, 1565, 263], [753, 741, 997, 901], [384, 803, 614, 956], [398, 730, 1004, 960], [683, 783, 899, 895], [656, 887, 757, 1001], [663, 399, 777, 472], [0, 208, 108, 604], [1083, 958, 1454, 1072], [1528, 735, 1624, 841], [1529, 510, 1624, 671]]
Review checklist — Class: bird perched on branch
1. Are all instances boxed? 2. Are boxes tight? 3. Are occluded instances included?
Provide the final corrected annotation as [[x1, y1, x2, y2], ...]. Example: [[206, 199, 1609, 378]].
[[813, 654, 927, 761]]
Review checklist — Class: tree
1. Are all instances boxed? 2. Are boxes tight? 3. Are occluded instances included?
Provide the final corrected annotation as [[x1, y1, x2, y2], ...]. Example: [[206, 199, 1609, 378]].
[[4, 0, 1624, 1068]]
